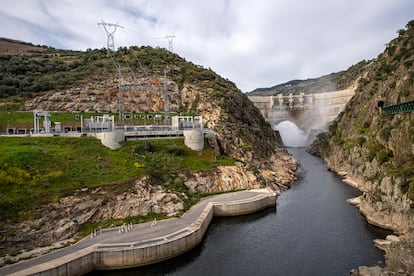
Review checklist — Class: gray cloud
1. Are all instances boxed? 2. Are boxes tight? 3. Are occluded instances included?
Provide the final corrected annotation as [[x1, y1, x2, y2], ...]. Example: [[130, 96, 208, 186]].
[[0, 0, 412, 91]]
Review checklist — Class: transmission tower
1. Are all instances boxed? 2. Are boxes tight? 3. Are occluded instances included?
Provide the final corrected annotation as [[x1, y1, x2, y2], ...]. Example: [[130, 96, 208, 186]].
[[97, 20, 124, 52], [165, 35, 176, 52]]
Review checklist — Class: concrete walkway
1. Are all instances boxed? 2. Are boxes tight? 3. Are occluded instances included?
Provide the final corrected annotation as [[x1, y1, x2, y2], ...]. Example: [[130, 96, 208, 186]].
[[0, 188, 276, 276]]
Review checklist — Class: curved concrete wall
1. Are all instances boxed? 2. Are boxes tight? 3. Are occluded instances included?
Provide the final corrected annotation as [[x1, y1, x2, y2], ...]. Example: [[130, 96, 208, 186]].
[[94, 203, 215, 270], [12, 190, 276, 276], [213, 194, 276, 216]]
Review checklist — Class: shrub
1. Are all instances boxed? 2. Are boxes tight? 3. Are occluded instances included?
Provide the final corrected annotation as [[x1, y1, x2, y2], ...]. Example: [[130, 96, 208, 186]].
[[376, 149, 393, 164], [173, 177, 183, 186], [398, 29, 406, 36], [167, 144, 185, 156], [364, 140, 385, 162], [379, 127, 392, 141], [356, 137, 367, 146], [144, 140, 153, 153]]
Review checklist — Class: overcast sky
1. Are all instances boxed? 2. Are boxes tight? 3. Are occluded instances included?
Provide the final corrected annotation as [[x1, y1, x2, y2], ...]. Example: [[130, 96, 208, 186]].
[[0, 0, 413, 92]]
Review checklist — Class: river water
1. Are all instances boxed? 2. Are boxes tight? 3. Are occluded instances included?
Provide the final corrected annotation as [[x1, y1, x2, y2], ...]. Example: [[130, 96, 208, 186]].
[[92, 148, 388, 276]]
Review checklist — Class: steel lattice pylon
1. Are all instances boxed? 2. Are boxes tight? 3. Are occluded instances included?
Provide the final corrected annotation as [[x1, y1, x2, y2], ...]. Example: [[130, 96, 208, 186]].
[[98, 20, 124, 52]]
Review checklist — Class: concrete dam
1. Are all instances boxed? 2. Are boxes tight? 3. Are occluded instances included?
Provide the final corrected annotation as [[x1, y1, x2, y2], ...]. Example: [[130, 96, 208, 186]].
[[248, 87, 355, 131]]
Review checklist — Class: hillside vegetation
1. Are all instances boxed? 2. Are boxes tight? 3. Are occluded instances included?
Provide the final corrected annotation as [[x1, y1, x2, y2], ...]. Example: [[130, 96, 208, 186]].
[[0, 47, 92, 98], [0, 43, 232, 101], [310, 20, 414, 274]]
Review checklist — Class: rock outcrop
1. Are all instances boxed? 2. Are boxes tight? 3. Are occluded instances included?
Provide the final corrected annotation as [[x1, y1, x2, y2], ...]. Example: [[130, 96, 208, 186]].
[[1, 179, 185, 253], [182, 153, 297, 195], [23, 76, 180, 113]]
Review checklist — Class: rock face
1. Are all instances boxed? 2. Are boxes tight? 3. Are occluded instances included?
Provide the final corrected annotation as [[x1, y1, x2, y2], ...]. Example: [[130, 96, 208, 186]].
[[24, 76, 180, 113], [310, 21, 414, 274], [1, 179, 186, 253], [182, 153, 297, 195]]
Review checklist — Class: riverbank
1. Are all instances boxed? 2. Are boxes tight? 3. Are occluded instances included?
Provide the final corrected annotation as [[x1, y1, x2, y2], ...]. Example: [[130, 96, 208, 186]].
[[330, 172, 414, 274], [0, 188, 276, 275]]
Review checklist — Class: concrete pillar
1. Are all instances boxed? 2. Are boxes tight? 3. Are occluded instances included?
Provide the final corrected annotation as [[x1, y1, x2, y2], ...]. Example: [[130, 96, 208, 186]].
[[278, 94, 283, 108], [96, 129, 125, 150], [184, 129, 204, 151]]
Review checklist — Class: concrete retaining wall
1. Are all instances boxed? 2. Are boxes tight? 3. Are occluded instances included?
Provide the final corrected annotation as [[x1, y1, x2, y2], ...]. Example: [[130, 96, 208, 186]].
[[11, 190, 275, 276], [94, 203, 215, 270], [213, 194, 276, 216], [17, 247, 96, 276]]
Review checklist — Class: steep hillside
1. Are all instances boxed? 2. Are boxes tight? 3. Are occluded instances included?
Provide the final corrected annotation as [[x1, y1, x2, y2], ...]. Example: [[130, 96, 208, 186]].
[[0, 43, 297, 257], [311, 21, 414, 274], [1, 45, 284, 162]]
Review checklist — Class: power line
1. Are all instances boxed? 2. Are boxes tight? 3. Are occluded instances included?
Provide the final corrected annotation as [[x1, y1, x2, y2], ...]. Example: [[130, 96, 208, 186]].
[[123, 27, 164, 41]]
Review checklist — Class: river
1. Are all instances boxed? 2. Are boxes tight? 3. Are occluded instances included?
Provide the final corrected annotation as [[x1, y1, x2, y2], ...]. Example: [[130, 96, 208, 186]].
[[91, 148, 389, 276]]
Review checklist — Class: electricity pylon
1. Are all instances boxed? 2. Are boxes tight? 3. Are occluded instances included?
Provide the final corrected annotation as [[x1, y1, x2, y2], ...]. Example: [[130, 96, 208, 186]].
[[165, 35, 176, 52], [98, 20, 124, 52]]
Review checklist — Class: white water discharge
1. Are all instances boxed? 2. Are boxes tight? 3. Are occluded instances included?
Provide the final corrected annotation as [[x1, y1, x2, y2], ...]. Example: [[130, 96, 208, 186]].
[[276, 121, 309, 147]]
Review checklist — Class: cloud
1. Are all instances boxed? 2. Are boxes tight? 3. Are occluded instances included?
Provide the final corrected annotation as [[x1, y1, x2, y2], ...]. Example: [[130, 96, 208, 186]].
[[0, 0, 413, 91]]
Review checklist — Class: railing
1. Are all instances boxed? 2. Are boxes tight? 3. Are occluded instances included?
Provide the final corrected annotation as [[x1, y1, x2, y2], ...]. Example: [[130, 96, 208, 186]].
[[382, 100, 414, 115]]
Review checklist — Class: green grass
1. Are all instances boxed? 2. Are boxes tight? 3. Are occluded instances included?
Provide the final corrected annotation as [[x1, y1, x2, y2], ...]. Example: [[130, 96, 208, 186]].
[[133, 139, 234, 173], [79, 212, 169, 236], [0, 136, 235, 224]]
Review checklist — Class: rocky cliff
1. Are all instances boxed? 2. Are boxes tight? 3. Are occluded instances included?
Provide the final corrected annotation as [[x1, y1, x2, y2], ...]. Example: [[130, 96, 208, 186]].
[[0, 45, 297, 260], [310, 21, 414, 274]]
